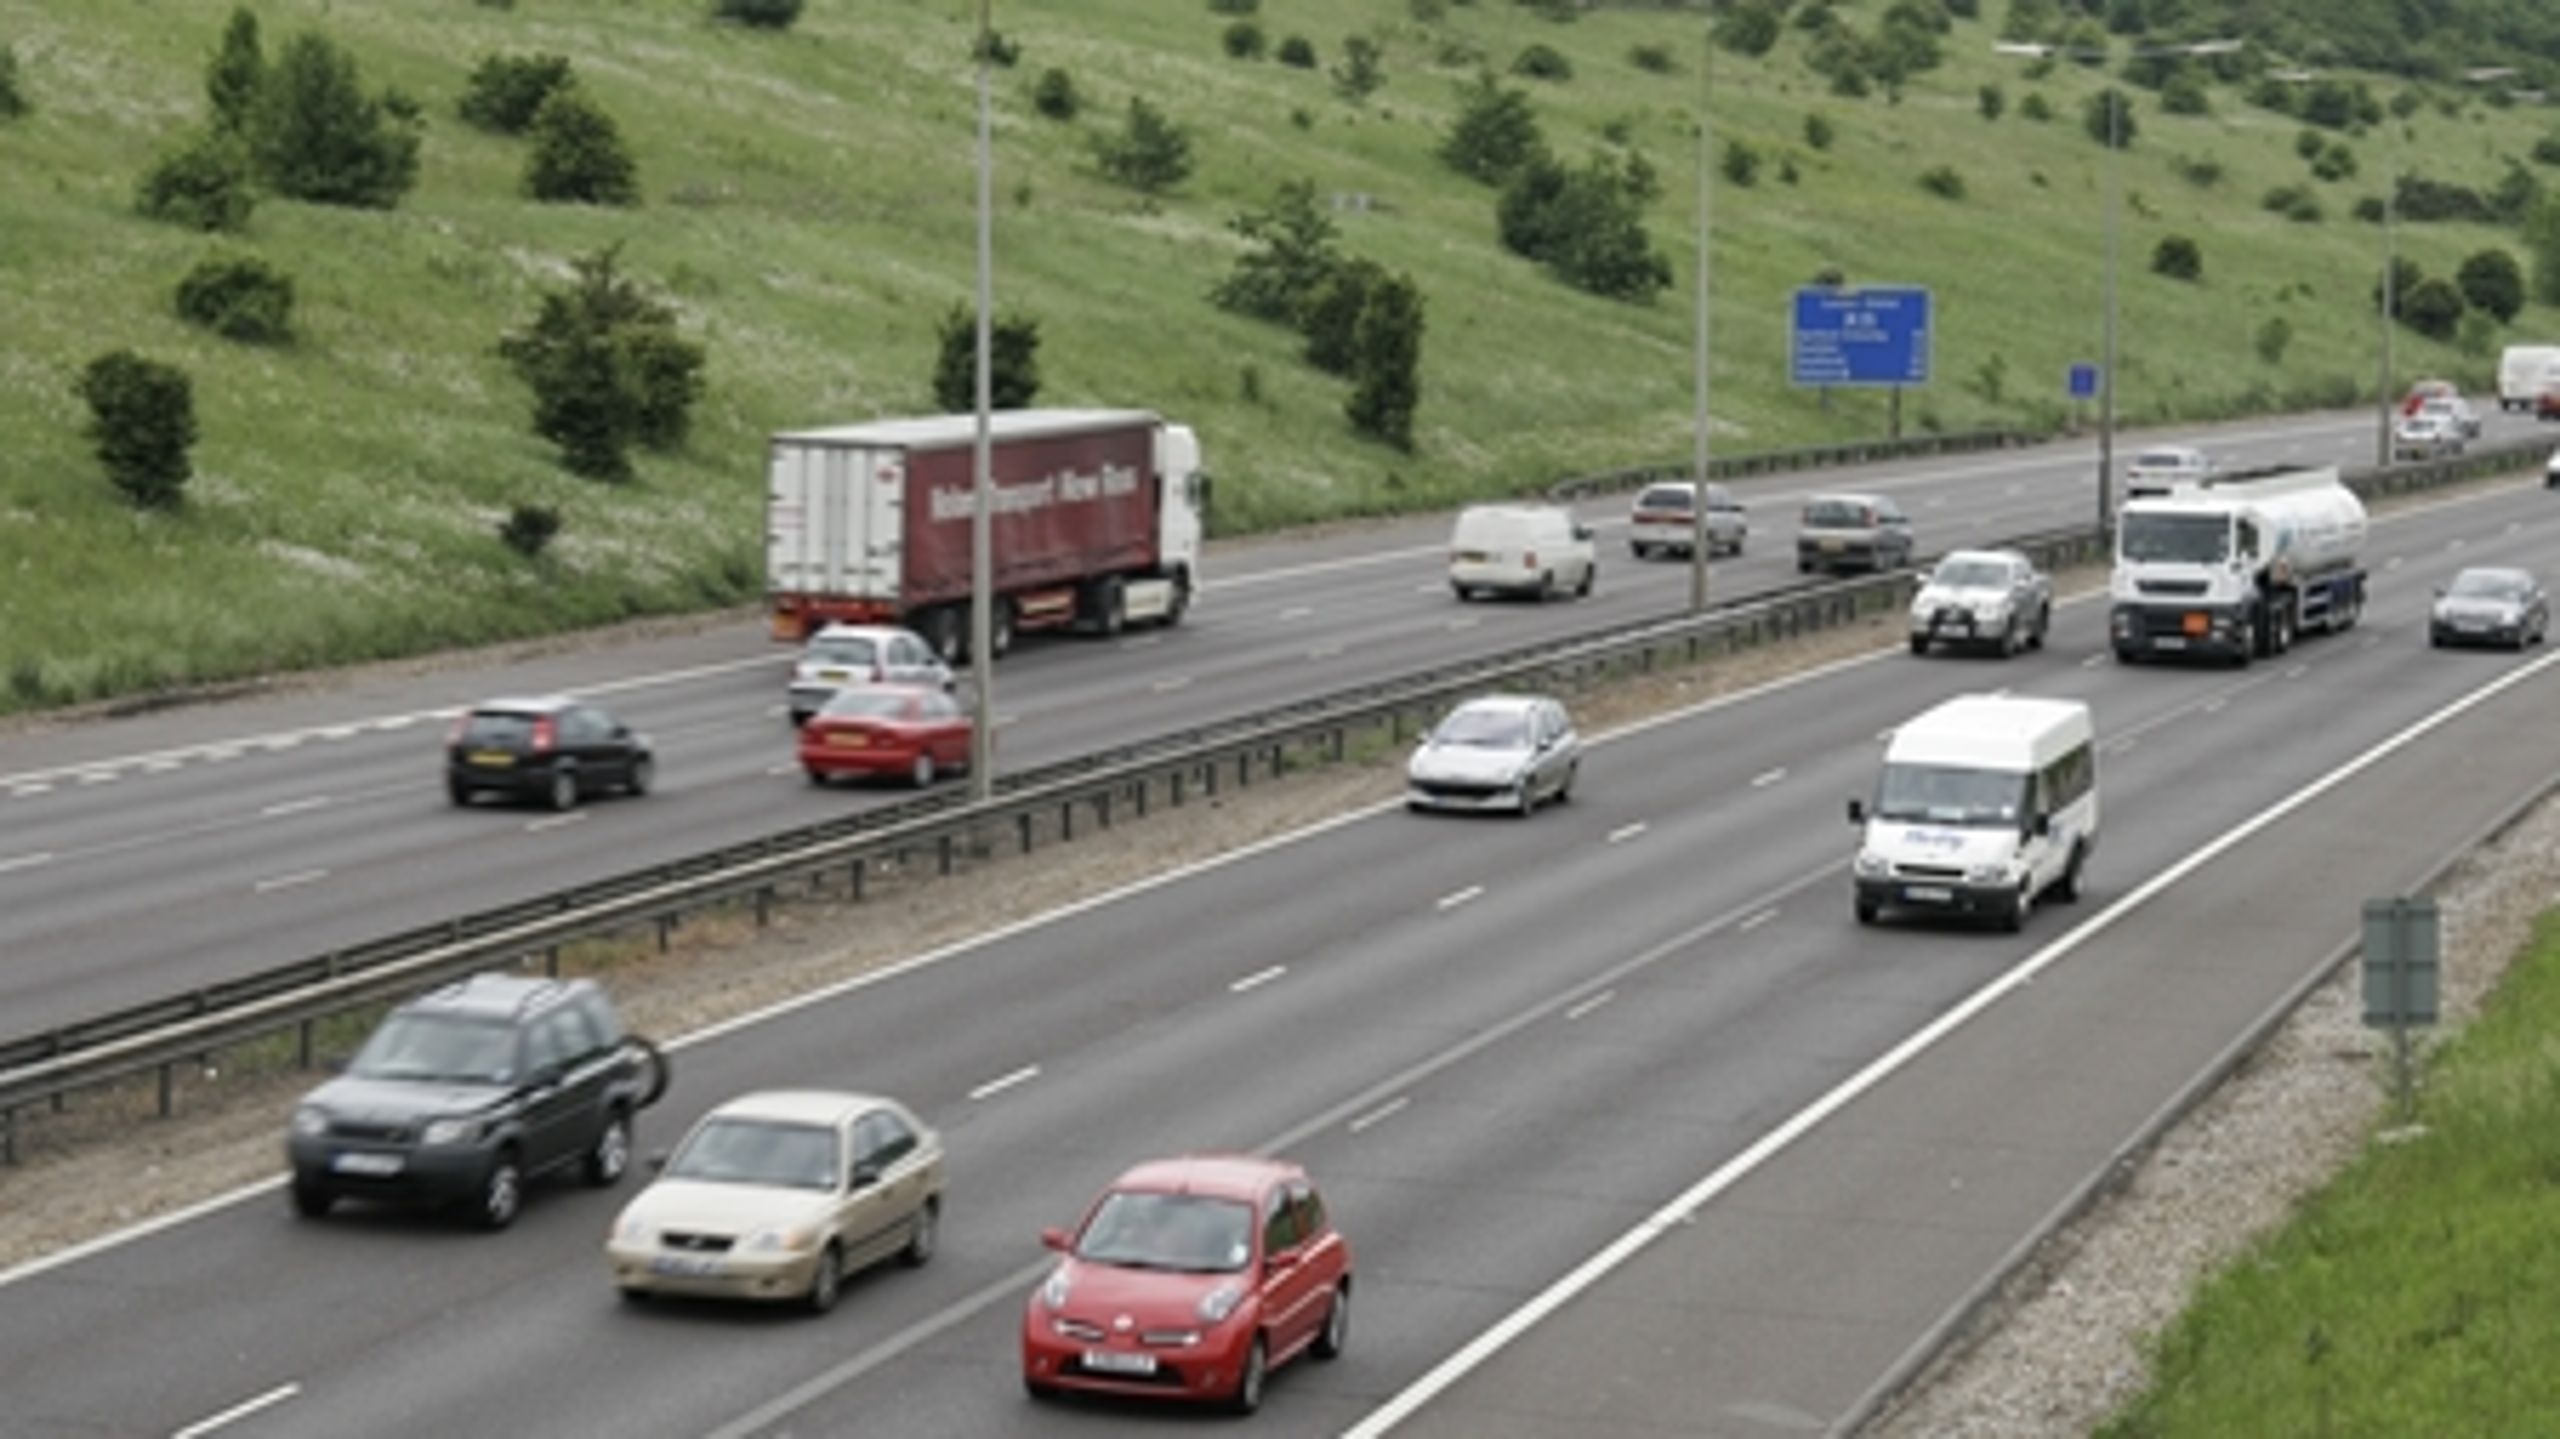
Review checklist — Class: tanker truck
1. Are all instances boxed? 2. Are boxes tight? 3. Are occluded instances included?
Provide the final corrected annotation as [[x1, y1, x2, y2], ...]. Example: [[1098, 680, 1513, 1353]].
[[2109, 464, 2367, 665]]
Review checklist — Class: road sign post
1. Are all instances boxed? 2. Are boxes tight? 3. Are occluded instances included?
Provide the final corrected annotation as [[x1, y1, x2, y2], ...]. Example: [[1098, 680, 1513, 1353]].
[[2361, 897, 2440, 1121]]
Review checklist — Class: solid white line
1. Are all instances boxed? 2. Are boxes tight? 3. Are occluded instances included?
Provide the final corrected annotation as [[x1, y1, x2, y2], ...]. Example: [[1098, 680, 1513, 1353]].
[[2203, 697, 2227, 713], [1606, 822, 1648, 844], [2286, 665, 2308, 679], [203, 749, 240, 763], [8, 784, 49, 797], [374, 716, 416, 730], [1750, 767, 1786, 788], [765, 764, 795, 777], [1564, 991, 1616, 1021], [259, 796, 330, 818], [171, 1381, 301, 1439], [1342, 639, 2560, 1439], [525, 813, 588, 833], [1229, 965, 1287, 993], [2104, 737, 2138, 756], [1436, 885, 1485, 912], [1447, 617, 1480, 631], [76, 771, 116, 785], [1738, 908, 1779, 932], [2081, 653, 2104, 668], [2449, 538, 2467, 550], [142, 758, 182, 773], [318, 726, 359, 741], [0, 852, 55, 875], [1348, 1098, 1410, 1133], [1415, 583, 1444, 595], [967, 1065, 1040, 1102], [1279, 606, 1313, 620], [252, 869, 328, 894]]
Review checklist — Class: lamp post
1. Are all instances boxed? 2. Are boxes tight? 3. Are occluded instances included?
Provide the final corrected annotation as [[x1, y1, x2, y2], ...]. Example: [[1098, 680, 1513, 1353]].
[[1688, 19, 1712, 614], [968, 0, 996, 801], [1994, 38, 2242, 536]]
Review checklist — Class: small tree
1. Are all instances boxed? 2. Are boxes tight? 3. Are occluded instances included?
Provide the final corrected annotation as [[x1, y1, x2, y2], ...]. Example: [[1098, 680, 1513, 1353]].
[[1714, 1, 1782, 57], [1223, 21, 1266, 60], [458, 52, 574, 134], [1297, 257, 1383, 376], [714, 0, 804, 28], [1093, 97, 1192, 194], [498, 246, 706, 481], [2160, 72, 2209, 116], [931, 304, 1042, 412], [0, 44, 25, 121], [2020, 92, 2053, 122], [2254, 315, 2293, 364], [2526, 195, 2560, 305], [1629, 43, 1675, 74], [1721, 138, 1760, 187], [206, 8, 264, 134], [1277, 36, 1317, 69], [136, 133, 257, 232], [1212, 178, 1343, 323], [1511, 44, 1572, 82], [1804, 112, 1835, 150], [75, 351, 197, 509], [2372, 256, 2424, 318], [500, 504, 562, 559], [2084, 88, 2136, 148], [1440, 72, 1545, 184], [1332, 35, 1384, 101], [175, 255, 296, 342], [251, 31, 421, 208], [1978, 83, 2005, 121], [1032, 68, 1078, 120], [1918, 164, 1965, 199], [524, 86, 638, 206], [2151, 234, 2202, 281], [2400, 276, 2465, 341], [2310, 143, 2357, 182], [1347, 270, 1424, 450], [2457, 249, 2525, 323]]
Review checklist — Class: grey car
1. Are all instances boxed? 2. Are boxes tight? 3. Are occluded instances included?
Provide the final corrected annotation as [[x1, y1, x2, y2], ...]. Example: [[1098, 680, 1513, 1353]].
[[2430, 567, 2548, 650], [1908, 549, 2054, 657], [1406, 695, 1580, 816], [1796, 493, 1914, 574]]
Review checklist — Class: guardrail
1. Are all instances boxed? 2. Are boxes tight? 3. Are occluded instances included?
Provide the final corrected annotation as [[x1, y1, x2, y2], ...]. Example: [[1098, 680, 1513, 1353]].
[[2, 433, 2542, 1159], [1545, 428, 2039, 503]]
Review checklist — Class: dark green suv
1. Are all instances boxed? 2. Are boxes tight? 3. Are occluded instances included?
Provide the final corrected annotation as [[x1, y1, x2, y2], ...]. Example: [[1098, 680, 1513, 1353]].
[[286, 973, 669, 1229]]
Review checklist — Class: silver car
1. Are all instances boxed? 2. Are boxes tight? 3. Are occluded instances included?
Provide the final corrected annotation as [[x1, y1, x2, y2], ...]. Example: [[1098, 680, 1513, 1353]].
[[787, 624, 952, 725], [1406, 695, 1580, 816], [1629, 481, 1746, 559], [2430, 567, 2548, 650], [2392, 413, 2461, 462], [1908, 549, 2054, 657]]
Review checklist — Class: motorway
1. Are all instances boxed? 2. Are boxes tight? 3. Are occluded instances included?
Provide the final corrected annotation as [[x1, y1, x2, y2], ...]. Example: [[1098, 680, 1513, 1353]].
[[2, 406, 2544, 1040], [4, 456, 2558, 1438]]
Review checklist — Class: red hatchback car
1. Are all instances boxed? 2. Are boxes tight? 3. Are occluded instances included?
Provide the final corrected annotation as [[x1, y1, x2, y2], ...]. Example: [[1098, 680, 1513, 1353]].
[[1022, 1156, 1352, 1415], [797, 685, 972, 788]]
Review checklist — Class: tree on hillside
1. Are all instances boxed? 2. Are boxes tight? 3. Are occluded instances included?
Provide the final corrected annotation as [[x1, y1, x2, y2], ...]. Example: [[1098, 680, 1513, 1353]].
[[458, 52, 574, 134], [75, 352, 197, 509], [1346, 270, 1424, 451], [206, 8, 264, 134], [1093, 98, 1192, 195], [931, 305, 1042, 412], [2084, 88, 2137, 149], [498, 246, 706, 481], [1331, 35, 1384, 103], [1714, 1, 1782, 58], [1496, 155, 1671, 304], [714, 0, 804, 29], [1211, 178, 1344, 325], [524, 86, 637, 206], [135, 133, 257, 232], [2456, 249, 2524, 324], [1298, 257, 1386, 377], [2400, 276, 2466, 341], [175, 255, 296, 343], [1439, 72, 1546, 185], [251, 31, 422, 208]]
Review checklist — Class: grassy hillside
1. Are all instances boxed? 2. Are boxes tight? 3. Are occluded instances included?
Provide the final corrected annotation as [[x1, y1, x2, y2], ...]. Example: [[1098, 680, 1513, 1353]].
[[2, 0, 2557, 711]]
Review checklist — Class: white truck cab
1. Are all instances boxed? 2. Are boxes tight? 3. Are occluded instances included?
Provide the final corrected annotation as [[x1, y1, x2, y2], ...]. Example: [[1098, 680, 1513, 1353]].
[[1849, 694, 2097, 933]]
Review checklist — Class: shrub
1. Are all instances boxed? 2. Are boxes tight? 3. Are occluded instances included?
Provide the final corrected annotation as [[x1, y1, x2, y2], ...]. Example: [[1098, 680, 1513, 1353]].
[[2262, 184, 2322, 223], [1032, 68, 1078, 119], [136, 133, 256, 232], [1714, 1, 1782, 58], [2400, 275, 2465, 340], [500, 504, 562, 559], [206, 8, 263, 134], [713, 0, 804, 28], [1721, 138, 1761, 187], [1209, 0, 1259, 12], [174, 255, 296, 342], [2019, 92, 2052, 122], [75, 351, 197, 509], [1440, 72, 1545, 184], [0, 44, 24, 122], [523, 87, 637, 205], [2457, 248, 2525, 323], [1093, 97, 1192, 194], [1945, 0, 1978, 15], [2150, 235, 2201, 281], [2310, 143, 2357, 182], [1511, 44, 1571, 82], [1332, 35, 1385, 101], [2458, 309, 2499, 358], [2294, 128, 2324, 160], [251, 31, 421, 208], [1918, 164, 1964, 199], [1212, 179, 1343, 322], [1347, 270, 1425, 450], [1298, 256, 1383, 376], [2353, 195, 2386, 224], [1277, 36, 1317, 69], [1223, 21, 1266, 60], [2174, 154, 2223, 187], [971, 30, 1022, 68], [2394, 174, 2497, 224], [2083, 88, 2136, 149], [458, 52, 573, 134], [1496, 155, 1670, 303], [931, 304, 1042, 412], [1629, 43, 1675, 74], [498, 246, 706, 481], [1977, 83, 2004, 121], [2535, 134, 2560, 168], [2159, 72, 2208, 116], [2254, 315, 2293, 365]]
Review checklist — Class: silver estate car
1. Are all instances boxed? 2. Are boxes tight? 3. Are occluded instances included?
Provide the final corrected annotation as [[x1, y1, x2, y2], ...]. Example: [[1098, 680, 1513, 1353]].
[[1406, 695, 1581, 816]]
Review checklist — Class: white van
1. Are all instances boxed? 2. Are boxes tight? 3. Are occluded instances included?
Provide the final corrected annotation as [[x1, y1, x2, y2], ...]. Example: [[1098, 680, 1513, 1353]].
[[2124, 445, 2210, 498], [2499, 345, 2560, 412], [1847, 694, 2097, 932], [1449, 504, 1598, 602]]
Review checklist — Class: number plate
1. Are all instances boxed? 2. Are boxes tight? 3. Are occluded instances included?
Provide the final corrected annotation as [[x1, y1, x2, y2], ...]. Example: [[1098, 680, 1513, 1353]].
[[468, 751, 514, 767], [817, 669, 849, 681], [831, 734, 868, 749], [650, 1255, 723, 1278], [1081, 1350, 1158, 1376], [2152, 636, 2187, 650], [331, 1151, 403, 1177], [1820, 537, 1845, 551], [1903, 885, 1954, 903], [1456, 550, 1489, 563]]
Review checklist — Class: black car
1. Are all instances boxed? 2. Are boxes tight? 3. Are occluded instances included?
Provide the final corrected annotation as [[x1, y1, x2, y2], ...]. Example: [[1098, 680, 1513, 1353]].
[[286, 974, 668, 1229], [448, 696, 653, 810]]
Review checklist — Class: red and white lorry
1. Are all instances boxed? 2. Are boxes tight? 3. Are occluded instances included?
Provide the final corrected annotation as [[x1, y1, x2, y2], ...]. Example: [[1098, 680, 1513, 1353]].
[[765, 409, 1206, 660]]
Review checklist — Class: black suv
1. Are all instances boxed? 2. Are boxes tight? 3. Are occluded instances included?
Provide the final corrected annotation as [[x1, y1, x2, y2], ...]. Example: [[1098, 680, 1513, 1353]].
[[447, 696, 654, 811], [287, 974, 668, 1229]]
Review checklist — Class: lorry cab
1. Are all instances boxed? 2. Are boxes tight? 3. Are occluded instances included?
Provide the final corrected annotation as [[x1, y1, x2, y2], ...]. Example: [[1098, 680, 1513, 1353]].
[[1848, 695, 2096, 933], [1448, 504, 1598, 602], [2499, 347, 2560, 412]]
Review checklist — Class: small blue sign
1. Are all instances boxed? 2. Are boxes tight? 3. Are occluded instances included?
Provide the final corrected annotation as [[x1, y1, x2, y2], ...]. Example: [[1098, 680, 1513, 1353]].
[[1790, 286, 1932, 388], [2068, 363, 2100, 399]]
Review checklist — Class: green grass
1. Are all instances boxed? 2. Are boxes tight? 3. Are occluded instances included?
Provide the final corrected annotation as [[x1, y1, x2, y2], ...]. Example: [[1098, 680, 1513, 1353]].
[[2098, 914, 2560, 1437], [3, 0, 2557, 711]]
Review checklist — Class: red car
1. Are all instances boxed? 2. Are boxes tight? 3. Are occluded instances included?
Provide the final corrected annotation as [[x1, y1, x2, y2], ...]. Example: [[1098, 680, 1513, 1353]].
[[2538, 386, 2560, 423], [796, 684, 972, 788], [1021, 1155, 1352, 1414]]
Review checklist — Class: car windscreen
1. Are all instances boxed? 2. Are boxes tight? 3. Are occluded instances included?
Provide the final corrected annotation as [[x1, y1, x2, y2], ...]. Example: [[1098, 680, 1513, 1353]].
[[2118, 512, 2228, 564], [2447, 571, 2526, 601], [1432, 707, 1528, 748], [1635, 486, 1692, 512], [1931, 559, 2009, 588], [1803, 500, 1870, 528], [665, 1118, 841, 1191], [1872, 763, 2029, 829], [805, 637, 877, 666], [1075, 1191, 1255, 1273], [820, 690, 916, 720], [2132, 451, 2195, 471], [348, 1014, 520, 1085]]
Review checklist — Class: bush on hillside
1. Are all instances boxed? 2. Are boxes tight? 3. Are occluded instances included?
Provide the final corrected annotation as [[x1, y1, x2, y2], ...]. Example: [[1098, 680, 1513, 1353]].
[[2400, 276, 2465, 340], [1630, 43, 1675, 74], [458, 52, 574, 134], [1977, 83, 2004, 121], [2535, 134, 2560, 168], [2160, 72, 2209, 115], [2311, 143, 2357, 182], [524, 86, 638, 206], [0, 44, 23, 121], [1410, 0, 1447, 22], [1714, 1, 1782, 58], [1721, 138, 1761, 187], [1804, 112, 1836, 150], [1277, 36, 1317, 69], [1032, 68, 1078, 120], [1223, 22, 1266, 60], [136, 133, 256, 232], [931, 304, 1043, 412], [2254, 316, 2293, 365], [2151, 235, 2202, 281], [498, 245, 706, 481], [2293, 128, 2324, 160], [1440, 72, 1545, 184], [1918, 164, 1964, 199], [75, 351, 197, 509], [714, 0, 803, 29], [2393, 174, 2497, 224], [971, 30, 1022, 68], [1092, 97, 1192, 194], [2262, 184, 2322, 223], [1496, 154, 1671, 304], [2457, 248, 2525, 323], [1511, 44, 1571, 82], [2174, 154, 2223, 187], [2019, 92, 2052, 122], [250, 31, 421, 209], [500, 504, 562, 559], [1298, 256, 1384, 376], [1332, 35, 1385, 101], [1347, 270, 1425, 451], [174, 255, 296, 343], [2353, 195, 2387, 224], [206, 8, 263, 134], [2083, 88, 2136, 148], [1212, 178, 1345, 324]]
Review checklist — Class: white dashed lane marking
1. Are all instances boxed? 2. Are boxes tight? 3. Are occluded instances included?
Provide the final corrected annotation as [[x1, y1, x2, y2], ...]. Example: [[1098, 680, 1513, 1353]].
[[259, 796, 330, 818], [1739, 909, 1779, 932], [1565, 991, 1616, 1021], [967, 1066, 1040, 1102], [253, 869, 328, 894], [525, 813, 588, 833], [1229, 965, 1287, 993], [1606, 822, 1647, 844], [1437, 885, 1485, 912], [1750, 768, 1786, 788], [0, 852, 55, 875], [1279, 606, 1313, 620], [1348, 1098, 1410, 1134], [1151, 676, 1193, 694]]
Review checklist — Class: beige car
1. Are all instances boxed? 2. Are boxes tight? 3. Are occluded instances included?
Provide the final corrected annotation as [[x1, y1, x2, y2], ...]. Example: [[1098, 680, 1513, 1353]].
[[605, 1090, 943, 1313]]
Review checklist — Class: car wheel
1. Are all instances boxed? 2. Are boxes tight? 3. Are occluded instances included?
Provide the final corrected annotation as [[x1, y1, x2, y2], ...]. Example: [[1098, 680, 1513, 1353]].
[[2113, 646, 2139, 664], [1539, 571, 1559, 602], [1908, 635, 1930, 657], [806, 768, 830, 787], [584, 1109, 632, 1187], [1999, 619, 2022, 659], [2054, 844, 2087, 904], [617, 1287, 652, 1305], [546, 769, 578, 813], [1854, 898, 1879, 926], [789, 709, 810, 728], [475, 1151, 523, 1231], [1452, 583, 1474, 602], [1553, 763, 1576, 805], [1228, 1335, 1268, 1416], [911, 752, 937, 789], [2031, 605, 2051, 650], [805, 1242, 843, 1315], [447, 780, 473, 808], [624, 755, 653, 799], [1312, 1283, 1351, 1361], [2001, 879, 2032, 934], [1575, 564, 1595, 598], [1631, 542, 1650, 560], [290, 1177, 334, 1219], [901, 1196, 940, 1267]]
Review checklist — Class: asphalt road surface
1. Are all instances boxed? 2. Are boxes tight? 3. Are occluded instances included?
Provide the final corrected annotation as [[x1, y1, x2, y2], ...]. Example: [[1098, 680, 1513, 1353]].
[[4, 465, 2557, 1438]]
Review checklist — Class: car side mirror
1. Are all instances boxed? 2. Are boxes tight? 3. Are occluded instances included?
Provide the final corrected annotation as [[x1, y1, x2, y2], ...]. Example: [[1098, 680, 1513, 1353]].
[[849, 1162, 882, 1191], [1846, 798, 1866, 825], [1040, 1226, 1071, 1253], [647, 1151, 670, 1173], [1264, 1247, 1301, 1273]]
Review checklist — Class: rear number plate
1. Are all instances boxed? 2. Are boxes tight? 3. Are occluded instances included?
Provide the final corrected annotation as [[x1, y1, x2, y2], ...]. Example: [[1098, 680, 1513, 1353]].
[[469, 751, 514, 767], [331, 1152, 403, 1176], [831, 734, 868, 749], [1903, 885, 1953, 903], [1082, 1350, 1158, 1376]]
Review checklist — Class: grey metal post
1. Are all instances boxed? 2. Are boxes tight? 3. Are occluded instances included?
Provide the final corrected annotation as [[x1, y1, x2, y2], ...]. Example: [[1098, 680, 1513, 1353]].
[[1688, 20, 1712, 615], [2379, 144, 2397, 470], [968, 0, 996, 801], [2099, 88, 2119, 538]]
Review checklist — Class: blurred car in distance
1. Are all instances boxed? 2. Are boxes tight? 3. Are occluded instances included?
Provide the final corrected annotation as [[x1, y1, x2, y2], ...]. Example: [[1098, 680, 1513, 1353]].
[[2123, 445, 2209, 496], [1448, 503, 1597, 602], [2391, 412, 2462, 462]]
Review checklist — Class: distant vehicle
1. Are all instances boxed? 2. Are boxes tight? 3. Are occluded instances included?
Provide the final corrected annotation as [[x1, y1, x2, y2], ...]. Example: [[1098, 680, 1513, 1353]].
[[2499, 345, 2560, 412], [799, 685, 973, 789], [1848, 694, 2097, 932], [2400, 378, 2459, 416], [1448, 504, 1597, 602], [448, 696, 653, 811], [786, 623, 952, 726], [1405, 694, 1580, 815], [2123, 445, 2210, 497], [1796, 492, 1915, 574], [2391, 412, 2462, 463], [2111, 464, 2367, 665], [2418, 394, 2481, 439], [605, 1090, 943, 1313], [1628, 480, 1747, 559], [766, 409, 1205, 661], [2546, 444, 2560, 488], [2430, 567, 2548, 650], [1908, 549, 2054, 657], [2539, 387, 2560, 423], [1022, 1155, 1352, 1414], [287, 973, 666, 1229]]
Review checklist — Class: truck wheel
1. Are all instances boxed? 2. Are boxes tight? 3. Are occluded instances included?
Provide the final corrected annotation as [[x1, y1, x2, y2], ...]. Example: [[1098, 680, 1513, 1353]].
[[1164, 573, 1192, 626], [2054, 845, 2087, 904], [919, 607, 964, 664], [1909, 635, 1930, 657], [990, 598, 1015, 659], [1575, 564, 1595, 598], [1092, 577, 1126, 636]]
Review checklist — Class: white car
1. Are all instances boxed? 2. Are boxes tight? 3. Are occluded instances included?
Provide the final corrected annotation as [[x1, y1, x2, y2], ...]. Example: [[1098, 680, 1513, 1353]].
[[1406, 695, 1580, 815], [2123, 445, 2210, 497], [787, 623, 952, 725], [2418, 394, 2481, 439], [605, 1090, 945, 1313], [2545, 444, 2560, 489], [2392, 413, 2461, 462], [1909, 549, 2054, 657], [1629, 481, 1746, 559]]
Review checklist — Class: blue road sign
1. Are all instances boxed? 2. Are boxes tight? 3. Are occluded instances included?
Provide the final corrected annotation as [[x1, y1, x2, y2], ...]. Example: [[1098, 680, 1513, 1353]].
[[2068, 363, 2100, 399], [1790, 286, 1932, 388]]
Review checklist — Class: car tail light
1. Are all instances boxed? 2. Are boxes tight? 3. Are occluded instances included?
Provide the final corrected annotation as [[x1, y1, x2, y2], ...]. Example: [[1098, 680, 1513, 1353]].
[[530, 717, 556, 753], [1523, 550, 1537, 569], [445, 714, 467, 746]]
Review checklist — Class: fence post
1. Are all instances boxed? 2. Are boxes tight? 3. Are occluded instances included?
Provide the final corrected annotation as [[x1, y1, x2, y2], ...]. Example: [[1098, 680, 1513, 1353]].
[[158, 1062, 174, 1118]]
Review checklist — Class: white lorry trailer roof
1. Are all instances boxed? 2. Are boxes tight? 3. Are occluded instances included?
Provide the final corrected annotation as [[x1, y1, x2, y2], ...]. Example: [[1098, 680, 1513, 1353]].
[[1886, 695, 2091, 771], [773, 408, 1161, 451]]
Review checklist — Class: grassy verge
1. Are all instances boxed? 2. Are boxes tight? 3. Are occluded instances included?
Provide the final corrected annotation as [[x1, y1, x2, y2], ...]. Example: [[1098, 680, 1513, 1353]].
[[2097, 913, 2560, 1436]]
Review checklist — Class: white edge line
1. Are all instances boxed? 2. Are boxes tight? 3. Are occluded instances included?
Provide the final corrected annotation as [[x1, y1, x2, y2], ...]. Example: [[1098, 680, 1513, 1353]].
[[0, 852, 55, 875], [1230, 965, 1288, 993], [1341, 640, 2560, 1439], [965, 1065, 1040, 1102], [171, 1381, 302, 1439], [1348, 1098, 1411, 1133], [1737, 909, 1779, 932], [1564, 991, 1616, 1021]]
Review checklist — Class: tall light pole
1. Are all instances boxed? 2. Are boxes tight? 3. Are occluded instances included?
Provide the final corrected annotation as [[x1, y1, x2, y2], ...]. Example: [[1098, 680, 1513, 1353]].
[[1688, 18, 1712, 614], [1995, 38, 2242, 536], [968, 0, 995, 801]]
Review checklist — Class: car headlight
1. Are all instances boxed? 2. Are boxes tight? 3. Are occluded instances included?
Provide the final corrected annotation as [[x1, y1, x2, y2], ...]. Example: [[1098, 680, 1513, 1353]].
[[1973, 599, 2010, 619], [614, 1215, 652, 1245], [1197, 1283, 1244, 1324], [1040, 1266, 1072, 1311], [1965, 863, 2011, 884], [743, 1226, 819, 1253], [290, 1107, 329, 1138], [1854, 853, 1891, 878], [420, 1117, 481, 1147]]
